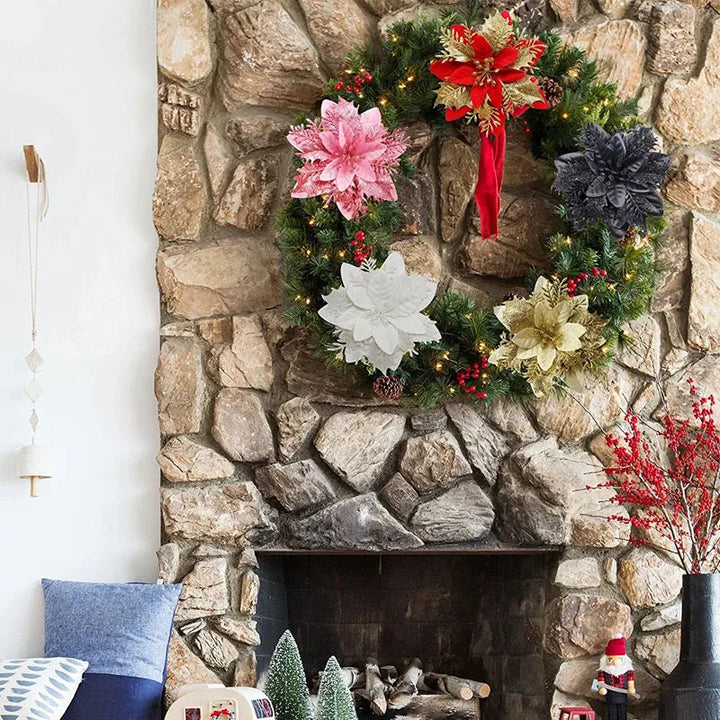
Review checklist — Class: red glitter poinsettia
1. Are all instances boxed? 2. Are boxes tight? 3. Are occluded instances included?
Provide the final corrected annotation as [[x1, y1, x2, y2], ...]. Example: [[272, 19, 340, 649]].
[[287, 98, 408, 220], [429, 12, 548, 239], [596, 379, 720, 574]]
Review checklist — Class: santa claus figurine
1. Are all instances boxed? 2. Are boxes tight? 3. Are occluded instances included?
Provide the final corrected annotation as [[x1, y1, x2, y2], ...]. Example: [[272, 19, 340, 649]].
[[593, 635, 636, 720]]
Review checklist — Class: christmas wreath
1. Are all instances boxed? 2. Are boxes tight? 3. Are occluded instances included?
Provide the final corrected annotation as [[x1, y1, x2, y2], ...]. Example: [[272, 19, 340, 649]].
[[277, 4, 670, 407]]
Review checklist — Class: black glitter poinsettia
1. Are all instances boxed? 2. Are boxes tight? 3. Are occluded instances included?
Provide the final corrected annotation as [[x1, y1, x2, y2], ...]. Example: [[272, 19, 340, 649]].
[[552, 124, 671, 239]]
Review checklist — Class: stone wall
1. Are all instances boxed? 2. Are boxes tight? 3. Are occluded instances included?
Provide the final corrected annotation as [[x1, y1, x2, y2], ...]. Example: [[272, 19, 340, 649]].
[[153, 0, 720, 717]]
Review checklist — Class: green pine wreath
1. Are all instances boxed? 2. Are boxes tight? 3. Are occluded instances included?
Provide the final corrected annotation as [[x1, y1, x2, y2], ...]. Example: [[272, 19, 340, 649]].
[[276, 5, 666, 408]]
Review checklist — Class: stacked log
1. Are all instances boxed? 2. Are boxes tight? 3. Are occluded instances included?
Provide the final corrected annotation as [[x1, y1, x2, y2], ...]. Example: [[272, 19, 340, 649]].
[[314, 658, 490, 720]]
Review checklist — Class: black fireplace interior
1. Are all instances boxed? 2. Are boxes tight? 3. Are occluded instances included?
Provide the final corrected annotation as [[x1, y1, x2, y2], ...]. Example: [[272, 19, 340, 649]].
[[255, 552, 559, 719]]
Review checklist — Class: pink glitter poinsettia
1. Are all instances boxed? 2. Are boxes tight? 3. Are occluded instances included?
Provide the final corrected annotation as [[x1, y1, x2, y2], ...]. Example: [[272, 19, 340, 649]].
[[287, 98, 408, 220]]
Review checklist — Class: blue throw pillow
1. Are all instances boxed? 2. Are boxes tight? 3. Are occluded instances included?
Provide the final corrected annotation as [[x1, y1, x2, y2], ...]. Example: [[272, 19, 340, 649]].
[[42, 579, 181, 720], [0, 657, 88, 720]]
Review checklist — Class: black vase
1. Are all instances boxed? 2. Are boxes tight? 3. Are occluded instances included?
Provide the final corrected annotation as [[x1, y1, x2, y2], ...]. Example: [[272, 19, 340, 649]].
[[658, 573, 720, 720]]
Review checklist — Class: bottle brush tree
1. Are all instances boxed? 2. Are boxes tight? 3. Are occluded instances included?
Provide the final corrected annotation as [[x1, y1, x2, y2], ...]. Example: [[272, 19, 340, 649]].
[[264, 630, 313, 720], [316, 656, 358, 720]]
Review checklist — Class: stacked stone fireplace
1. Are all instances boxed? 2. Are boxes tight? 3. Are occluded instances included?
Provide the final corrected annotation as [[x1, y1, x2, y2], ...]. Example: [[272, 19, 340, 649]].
[[152, 0, 720, 717]]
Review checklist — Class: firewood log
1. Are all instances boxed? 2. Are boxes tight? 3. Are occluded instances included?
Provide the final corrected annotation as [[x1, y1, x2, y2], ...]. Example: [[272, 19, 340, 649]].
[[365, 658, 388, 716], [380, 665, 398, 684], [420, 673, 490, 700], [388, 658, 423, 710], [403, 695, 480, 720]]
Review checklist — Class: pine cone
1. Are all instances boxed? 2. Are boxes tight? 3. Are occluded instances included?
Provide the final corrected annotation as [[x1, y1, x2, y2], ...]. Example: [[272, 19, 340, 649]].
[[373, 375, 404, 400], [538, 76, 563, 107]]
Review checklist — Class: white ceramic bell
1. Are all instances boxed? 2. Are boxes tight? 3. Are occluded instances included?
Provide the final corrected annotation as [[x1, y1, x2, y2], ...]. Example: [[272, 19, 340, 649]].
[[17, 444, 53, 497]]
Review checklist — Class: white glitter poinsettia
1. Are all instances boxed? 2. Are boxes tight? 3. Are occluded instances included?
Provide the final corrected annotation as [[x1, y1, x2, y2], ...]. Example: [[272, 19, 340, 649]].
[[318, 252, 441, 373]]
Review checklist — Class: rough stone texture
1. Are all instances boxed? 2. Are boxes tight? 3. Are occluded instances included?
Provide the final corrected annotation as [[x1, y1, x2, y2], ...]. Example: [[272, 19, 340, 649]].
[[213, 617, 261, 646], [446, 278, 495, 311], [234, 650, 257, 687], [656, 21, 720, 145], [159, 83, 203, 136], [534, 366, 637, 443], [650, 210, 690, 315], [225, 114, 289, 156], [364, 0, 415, 13], [212, 389, 275, 462], [314, 411, 405, 492], [395, 169, 437, 235], [389, 238, 443, 281], [646, 2, 696, 76], [485, 397, 539, 443], [240, 570, 260, 615], [446, 403, 511, 484], [439, 138, 476, 242], [496, 438, 621, 546], [283, 335, 391, 406], [157, 0, 213, 85], [297, 0, 374, 74], [550, 0, 577, 22], [255, 460, 334, 512], [162, 483, 277, 545], [216, 0, 325, 111], [409, 409, 447, 434], [275, 397, 320, 462], [603, 557, 618, 584], [635, 628, 681, 677], [194, 629, 239, 669], [165, 630, 222, 708], [554, 558, 602, 589], [463, 191, 555, 278], [287, 494, 423, 551], [663, 355, 720, 426], [544, 594, 634, 658], [204, 124, 234, 209], [157, 241, 283, 320], [618, 548, 684, 610], [176, 558, 230, 622], [410, 480, 495, 543], [616, 315, 662, 377], [153, 134, 206, 242], [379, 472, 420, 522], [562, 19, 646, 99], [598, 0, 632, 17], [155, 337, 206, 436], [214, 315, 273, 391], [157, 542, 181, 584], [399, 430, 472, 495], [666, 151, 720, 212], [215, 156, 278, 231], [158, 436, 234, 483], [641, 601, 682, 631], [688, 212, 720, 352]]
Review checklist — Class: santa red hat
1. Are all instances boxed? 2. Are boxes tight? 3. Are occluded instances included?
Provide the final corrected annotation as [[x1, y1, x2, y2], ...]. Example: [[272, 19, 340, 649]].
[[605, 635, 627, 656]]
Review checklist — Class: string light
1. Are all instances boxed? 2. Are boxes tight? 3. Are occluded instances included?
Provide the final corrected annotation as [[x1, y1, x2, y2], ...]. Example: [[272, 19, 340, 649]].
[[398, 82, 407, 90], [625, 272, 633, 281], [406, 74, 415, 82], [475, 340, 487, 352], [583, 106, 589, 112], [308, 217, 316, 226], [379, 97, 388, 106], [601, 98, 610, 107], [561, 112, 570, 119], [435, 361, 444, 371], [567, 67, 579, 79], [608, 283, 617, 291], [338, 250, 346, 259], [564, 236, 572, 245]]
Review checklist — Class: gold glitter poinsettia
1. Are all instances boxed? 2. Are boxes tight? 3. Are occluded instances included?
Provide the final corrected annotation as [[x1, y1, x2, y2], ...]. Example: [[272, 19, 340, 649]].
[[489, 277, 607, 397]]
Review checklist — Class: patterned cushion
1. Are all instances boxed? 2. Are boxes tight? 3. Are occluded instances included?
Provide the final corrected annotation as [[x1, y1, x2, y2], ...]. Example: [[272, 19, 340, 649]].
[[42, 579, 181, 720], [0, 657, 88, 720]]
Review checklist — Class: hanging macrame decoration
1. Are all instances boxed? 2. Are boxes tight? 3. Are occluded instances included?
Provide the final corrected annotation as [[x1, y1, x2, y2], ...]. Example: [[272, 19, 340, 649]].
[[429, 11, 549, 239]]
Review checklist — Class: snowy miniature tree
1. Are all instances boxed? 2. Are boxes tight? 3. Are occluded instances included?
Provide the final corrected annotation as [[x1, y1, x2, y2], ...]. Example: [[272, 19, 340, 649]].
[[316, 657, 357, 720], [264, 631, 313, 720]]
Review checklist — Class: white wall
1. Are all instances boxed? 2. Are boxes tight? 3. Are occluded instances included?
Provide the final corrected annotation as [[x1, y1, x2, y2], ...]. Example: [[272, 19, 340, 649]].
[[0, 0, 159, 656]]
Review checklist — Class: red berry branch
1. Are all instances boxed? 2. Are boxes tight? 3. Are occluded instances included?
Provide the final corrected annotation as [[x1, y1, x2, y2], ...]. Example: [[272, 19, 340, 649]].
[[595, 379, 720, 574]]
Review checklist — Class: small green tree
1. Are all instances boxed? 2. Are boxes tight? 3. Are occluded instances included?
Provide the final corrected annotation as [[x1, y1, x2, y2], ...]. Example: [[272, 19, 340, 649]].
[[264, 630, 313, 720], [316, 657, 358, 720]]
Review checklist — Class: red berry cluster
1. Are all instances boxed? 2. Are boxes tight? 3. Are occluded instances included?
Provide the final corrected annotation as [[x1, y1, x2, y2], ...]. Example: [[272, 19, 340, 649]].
[[334, 71, 373, 95], [351, 231, 372, 264], [566, 266, 608, 297], [456, 357, 490, 399]]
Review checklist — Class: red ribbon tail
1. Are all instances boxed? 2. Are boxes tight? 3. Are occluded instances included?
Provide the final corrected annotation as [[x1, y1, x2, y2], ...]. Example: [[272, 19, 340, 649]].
[[474, 127, 507, 240]]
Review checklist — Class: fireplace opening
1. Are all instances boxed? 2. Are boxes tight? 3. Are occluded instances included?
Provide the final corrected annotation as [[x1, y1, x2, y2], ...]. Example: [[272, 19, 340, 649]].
[[255, 551, 560, 720]]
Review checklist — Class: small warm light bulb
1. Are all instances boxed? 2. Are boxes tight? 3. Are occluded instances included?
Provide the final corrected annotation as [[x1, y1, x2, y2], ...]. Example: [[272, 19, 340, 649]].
[[398, 82, 407, 90], [625, 272, 633, 280], [435, 362, 444, 371], [338, 250, 346, 258], [379, 97, 388, 106], [561, 112, 570, 119], [308, 217, 316, 226]]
